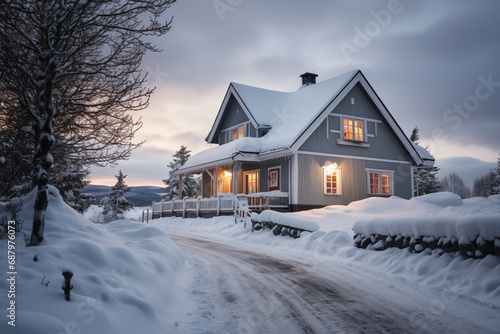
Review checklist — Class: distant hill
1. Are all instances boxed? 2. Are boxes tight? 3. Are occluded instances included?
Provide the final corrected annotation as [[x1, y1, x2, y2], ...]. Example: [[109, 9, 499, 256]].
[[83, 185, 165, 207]]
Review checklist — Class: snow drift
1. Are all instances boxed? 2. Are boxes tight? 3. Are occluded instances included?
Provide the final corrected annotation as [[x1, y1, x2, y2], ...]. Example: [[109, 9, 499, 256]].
[[0, 186, 185, 333]]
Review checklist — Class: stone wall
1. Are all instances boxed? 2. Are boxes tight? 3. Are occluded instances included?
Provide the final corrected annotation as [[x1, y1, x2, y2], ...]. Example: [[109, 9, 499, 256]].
[[353, 233, 500, 258]]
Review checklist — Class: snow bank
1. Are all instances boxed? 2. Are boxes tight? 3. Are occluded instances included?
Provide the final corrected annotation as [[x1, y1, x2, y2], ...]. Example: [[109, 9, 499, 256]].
[[152, 192, 500, 308], [254, 210, 319, 232], [353, 192, 500, 240], [0, 186, 185, 333]]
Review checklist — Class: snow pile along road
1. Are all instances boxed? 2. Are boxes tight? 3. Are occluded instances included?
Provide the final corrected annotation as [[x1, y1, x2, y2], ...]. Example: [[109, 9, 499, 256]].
[[153, 192, 500, 310], [0, 186, 186, 333], [352, 193, 500, 257]]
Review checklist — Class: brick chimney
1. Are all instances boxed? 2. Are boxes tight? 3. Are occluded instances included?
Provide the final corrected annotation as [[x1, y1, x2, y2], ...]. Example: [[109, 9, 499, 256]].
[[300, 72, 318, 85]]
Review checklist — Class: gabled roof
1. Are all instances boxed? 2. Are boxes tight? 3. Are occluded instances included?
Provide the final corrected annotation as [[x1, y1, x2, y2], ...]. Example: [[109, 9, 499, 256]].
[[180, 70, 426, 174], [206, 70, 359, 149]]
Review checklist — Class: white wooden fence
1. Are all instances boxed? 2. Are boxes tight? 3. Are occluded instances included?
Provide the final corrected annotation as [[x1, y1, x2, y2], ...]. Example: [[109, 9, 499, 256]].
[[152, 192, 289, 219]]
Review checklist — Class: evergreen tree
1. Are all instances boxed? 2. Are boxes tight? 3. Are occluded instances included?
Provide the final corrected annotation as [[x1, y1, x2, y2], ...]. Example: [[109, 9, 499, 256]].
[[101, 170, 133, 221], [473, 154, 500, 197], [410, 126, 419, 144], [410, 126, 440, 196], [162, 145, 200, 201]]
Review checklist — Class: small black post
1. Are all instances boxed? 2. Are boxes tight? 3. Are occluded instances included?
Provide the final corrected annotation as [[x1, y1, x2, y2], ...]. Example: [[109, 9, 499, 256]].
[[62, 270, 73, 301]]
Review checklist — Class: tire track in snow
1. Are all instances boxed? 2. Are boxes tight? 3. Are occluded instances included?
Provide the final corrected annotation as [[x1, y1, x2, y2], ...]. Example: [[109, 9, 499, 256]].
[[170, 234, 495, 334]]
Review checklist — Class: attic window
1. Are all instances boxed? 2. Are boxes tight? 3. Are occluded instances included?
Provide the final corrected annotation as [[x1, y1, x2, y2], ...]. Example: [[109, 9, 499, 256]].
[[343, 118, 364, 142], [232, 125, 244, 141]]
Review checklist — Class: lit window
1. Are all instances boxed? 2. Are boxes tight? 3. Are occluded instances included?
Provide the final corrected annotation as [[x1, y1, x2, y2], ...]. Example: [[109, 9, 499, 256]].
[[232, 125, 244, 141], [367, 169, 393, 195], [217, 169, 232, 194], [244, 171, 259, 194], [343, 118, 364, 142], [324, 168, 341, 195]]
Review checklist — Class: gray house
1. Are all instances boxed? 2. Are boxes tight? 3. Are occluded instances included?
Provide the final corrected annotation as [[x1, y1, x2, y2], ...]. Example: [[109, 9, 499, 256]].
[[176, 69, 433, 211]]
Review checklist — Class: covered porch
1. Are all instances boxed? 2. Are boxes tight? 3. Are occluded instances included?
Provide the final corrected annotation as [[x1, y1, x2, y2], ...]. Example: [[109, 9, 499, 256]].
[[151, 191, 289, 219]]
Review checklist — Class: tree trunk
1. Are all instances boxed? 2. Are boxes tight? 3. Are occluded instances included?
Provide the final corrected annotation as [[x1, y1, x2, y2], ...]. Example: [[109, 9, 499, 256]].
[[28, 53, 56, 246]]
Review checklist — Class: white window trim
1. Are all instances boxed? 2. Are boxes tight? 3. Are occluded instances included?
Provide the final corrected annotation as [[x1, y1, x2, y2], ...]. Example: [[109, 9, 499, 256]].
[[341, 116, 367, 143], [221, 121, 251, 143], [243, 169, 259, 194], [366, 168, 394, 195], [267, 166, 281, 191], [324, 168, 342, 196]]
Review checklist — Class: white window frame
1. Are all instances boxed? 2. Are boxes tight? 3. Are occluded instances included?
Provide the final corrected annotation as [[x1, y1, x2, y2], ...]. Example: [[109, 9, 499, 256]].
[[366, 168, 394, 195], [221, 121, 251, 143], [342, 116, 367, 142], [323, 168, 342, 195], [268, 166, 281, 191]]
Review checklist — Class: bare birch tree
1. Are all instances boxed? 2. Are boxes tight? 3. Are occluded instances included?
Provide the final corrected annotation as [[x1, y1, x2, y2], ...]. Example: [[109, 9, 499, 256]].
[[0, 0, 175, 245]]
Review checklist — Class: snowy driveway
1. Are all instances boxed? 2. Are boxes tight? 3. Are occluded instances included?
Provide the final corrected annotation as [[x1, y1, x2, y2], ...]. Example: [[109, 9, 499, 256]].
[[169, 234, 496, 334]]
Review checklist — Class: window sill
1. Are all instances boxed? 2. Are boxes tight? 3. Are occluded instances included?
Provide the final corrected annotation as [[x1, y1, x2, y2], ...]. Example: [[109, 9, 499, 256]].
[[336, 139, 370, 148]]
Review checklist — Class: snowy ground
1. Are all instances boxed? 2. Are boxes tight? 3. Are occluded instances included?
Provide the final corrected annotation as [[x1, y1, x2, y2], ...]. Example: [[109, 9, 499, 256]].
[[1, 189, 499, 333]]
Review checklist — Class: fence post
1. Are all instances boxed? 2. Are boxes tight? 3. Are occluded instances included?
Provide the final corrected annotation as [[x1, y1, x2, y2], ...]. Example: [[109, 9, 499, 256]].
[[146, 209, 149, 224], [182, 198, 186, 218], [216, 196, 221, 216], [196, 196, 200, 217]]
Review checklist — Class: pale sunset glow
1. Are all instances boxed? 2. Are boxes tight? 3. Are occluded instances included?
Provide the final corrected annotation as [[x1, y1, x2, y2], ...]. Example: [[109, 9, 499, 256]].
[[90, 1, 499, 187]]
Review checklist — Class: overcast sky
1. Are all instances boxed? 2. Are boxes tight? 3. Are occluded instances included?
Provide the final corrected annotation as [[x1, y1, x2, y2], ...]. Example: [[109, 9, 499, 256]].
[[90, 0, 500, 188]]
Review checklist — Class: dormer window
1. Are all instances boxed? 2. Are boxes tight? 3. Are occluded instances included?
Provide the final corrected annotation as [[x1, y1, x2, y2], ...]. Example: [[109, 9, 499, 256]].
[[232, 125, 244, 141], [343, 118, 364, 142]]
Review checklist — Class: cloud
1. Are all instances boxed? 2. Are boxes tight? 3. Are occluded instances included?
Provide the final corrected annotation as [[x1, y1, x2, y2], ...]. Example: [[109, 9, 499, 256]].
[[89, 0, 500, 186]]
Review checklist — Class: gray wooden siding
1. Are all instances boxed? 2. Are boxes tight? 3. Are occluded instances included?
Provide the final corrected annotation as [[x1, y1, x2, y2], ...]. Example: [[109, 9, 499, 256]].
[[259, 157, 290, 192], [296, 153, 412, 206], [299, 83, 411, 162], [237, 157, 290, 194], [218, 97, 256, 144]]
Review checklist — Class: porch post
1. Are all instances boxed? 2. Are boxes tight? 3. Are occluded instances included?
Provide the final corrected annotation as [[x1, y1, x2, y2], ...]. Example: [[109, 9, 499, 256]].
[[232, 162, 243, 194], [214, 167, 218, 197], [178, 174, 183, 199]]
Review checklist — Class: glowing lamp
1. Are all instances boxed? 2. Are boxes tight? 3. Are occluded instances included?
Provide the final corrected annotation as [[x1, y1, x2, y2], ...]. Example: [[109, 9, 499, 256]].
[[322, 161, 338, 171]]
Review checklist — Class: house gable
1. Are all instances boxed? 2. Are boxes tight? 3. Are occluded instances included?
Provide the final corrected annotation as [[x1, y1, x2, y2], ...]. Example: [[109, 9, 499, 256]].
[[299, 83, 412, 163], [290, 71, 423, 166], [206, 85, 258, 144]]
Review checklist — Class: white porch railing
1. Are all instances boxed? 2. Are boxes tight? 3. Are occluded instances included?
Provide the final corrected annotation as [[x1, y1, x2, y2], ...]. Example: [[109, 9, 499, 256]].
[[152, 191, 289, 219]]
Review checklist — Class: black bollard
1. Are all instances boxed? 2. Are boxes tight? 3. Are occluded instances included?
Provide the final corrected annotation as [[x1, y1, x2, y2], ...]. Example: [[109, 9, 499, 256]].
[[62, 270, 73, 301]]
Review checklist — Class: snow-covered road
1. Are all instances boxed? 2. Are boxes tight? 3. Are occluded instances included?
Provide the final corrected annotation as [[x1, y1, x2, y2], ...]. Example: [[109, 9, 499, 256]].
[[170, 234, 497, 334]]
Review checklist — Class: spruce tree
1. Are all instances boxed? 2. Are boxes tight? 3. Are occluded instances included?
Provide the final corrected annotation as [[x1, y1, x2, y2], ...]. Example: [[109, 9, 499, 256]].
[[410, 126, 440, 196], [102, 170, 134, 221], [162, 145, 200, 201]]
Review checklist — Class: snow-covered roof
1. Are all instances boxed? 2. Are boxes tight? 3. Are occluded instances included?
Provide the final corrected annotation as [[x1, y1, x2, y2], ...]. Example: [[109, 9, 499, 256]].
[[412, 143, 435, 167], [208, 70, 359, 151], [178, 137, 262, 174], [179, 70, 428, 174]]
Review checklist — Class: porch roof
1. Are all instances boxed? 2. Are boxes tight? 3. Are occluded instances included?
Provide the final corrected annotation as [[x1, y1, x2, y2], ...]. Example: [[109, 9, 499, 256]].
[[177, 137, 264, 175]]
